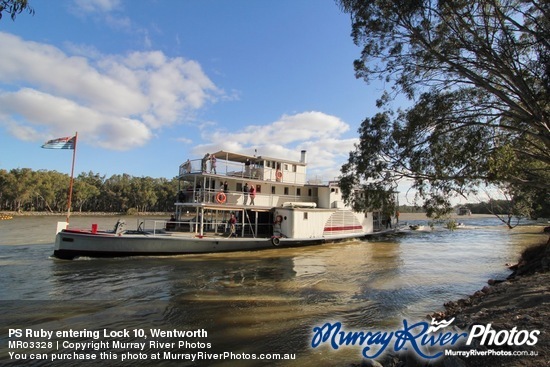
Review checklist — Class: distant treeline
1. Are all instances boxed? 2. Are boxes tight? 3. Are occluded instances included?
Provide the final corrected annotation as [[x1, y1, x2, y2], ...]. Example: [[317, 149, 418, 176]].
[[397, 205, 426, 213], [462, 200, 548, 218], [0, 168, 179, 213], [398, 203, 510, 215], [400, 200, 549, 218]]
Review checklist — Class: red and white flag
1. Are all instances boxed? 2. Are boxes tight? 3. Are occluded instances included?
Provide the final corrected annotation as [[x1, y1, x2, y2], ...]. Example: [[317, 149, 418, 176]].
[[41, 136, 76, 150]]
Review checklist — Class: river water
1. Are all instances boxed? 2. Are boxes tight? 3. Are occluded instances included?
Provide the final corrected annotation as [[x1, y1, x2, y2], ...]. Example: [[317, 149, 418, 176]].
[[0, 215, 546, 366]]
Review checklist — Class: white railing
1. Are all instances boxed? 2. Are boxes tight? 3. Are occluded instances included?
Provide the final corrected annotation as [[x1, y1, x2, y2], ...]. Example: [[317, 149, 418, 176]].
[[179, 158, 307, 184]]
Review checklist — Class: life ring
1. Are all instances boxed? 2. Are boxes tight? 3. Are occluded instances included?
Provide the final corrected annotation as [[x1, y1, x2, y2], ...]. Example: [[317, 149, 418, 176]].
[[275, 215, 283, 224], [271, 236, 281, 246], [215, 192, 227, 204], [276, 170, 282, 181]]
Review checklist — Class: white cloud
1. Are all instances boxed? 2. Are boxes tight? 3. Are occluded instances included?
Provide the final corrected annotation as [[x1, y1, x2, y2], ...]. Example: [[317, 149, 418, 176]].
[[73, 0, 121, 14], [194, 111, 358, 181], [0, 88, 152, 150], [0, 32, 220, 150], [69, 0, 144, 41]]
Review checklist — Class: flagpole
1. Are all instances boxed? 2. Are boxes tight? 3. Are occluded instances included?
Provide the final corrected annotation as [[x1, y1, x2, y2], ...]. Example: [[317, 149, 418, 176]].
[[66, 132, 78, 223]]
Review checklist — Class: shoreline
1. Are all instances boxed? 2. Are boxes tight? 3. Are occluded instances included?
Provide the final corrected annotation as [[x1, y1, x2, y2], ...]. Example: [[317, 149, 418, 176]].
[[379, 242, 550, 367]]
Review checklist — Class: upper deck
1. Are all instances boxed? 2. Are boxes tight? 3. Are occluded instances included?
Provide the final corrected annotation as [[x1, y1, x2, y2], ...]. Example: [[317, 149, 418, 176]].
[[179, 150, 307, 185]]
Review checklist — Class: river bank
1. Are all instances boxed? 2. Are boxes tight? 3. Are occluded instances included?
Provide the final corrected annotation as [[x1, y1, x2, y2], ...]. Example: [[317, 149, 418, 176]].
[[377, 241, 550, 367]]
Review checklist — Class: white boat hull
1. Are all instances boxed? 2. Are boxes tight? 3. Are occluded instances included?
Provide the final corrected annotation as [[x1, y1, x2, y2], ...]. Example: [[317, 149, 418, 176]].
[[53, 229, 365, 260]]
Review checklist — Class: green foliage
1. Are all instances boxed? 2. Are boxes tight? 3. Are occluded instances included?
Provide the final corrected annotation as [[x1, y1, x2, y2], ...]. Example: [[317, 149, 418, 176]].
[[0, 168, 179, 213], [0, 0, 34, 21], [338, 0, 550, 217], [445, 219, 458, 231]]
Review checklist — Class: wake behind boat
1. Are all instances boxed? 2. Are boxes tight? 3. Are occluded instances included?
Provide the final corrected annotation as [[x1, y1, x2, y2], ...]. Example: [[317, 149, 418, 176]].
[[53, 150, 397, 259]]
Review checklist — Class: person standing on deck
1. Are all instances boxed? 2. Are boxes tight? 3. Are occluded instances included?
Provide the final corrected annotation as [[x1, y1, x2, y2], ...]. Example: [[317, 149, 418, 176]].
[[183, 159, 191, 173], [243, 183, 249, 205], [201, 153, 210, 172], [228, 213, 237, 237], [386, 214, 392, 229], [210, 154, 217, 174], [249, 184, 256, 205]]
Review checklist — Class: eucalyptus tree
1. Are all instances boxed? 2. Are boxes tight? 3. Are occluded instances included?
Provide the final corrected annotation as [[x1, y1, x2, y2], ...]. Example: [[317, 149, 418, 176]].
[[0, 0, 33, 20], [35, 170, 60, 212], [129, 176, 158, 212], [102, 174, 132, 212], [72, 172, 104, 212], [6, 168, 37, 212], [155, 177, 180, 212], [338, 0, 549, 217]]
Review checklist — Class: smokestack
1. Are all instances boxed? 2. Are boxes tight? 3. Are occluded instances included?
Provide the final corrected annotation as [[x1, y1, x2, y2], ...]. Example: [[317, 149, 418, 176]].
[[300, 150, 307, 164]]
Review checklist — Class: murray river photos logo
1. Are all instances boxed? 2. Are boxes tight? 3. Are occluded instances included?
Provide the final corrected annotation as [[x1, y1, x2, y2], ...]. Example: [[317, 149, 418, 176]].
[[310, 318, 540, 360]]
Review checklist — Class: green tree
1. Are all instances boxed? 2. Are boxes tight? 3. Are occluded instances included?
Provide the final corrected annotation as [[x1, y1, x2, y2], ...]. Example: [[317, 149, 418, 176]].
[[338, 0, 549, 217], [34, 170, 58, 212], [73, 172, 104, 212], [155, 177, 179, 212], [0, 0, 33, 20], [129, 176, 158, 212], [0, 169, 9, 210], [102, 174, 132, 212], [7, 168, 37, 212]]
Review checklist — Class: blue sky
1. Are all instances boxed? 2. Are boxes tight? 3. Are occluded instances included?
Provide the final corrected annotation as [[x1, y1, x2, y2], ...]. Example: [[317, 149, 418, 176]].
[[1, 1, 407, 197]]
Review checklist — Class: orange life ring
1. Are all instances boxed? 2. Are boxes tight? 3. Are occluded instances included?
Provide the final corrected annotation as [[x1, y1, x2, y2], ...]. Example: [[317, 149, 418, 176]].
[[276, 170, 282, 180], [215, 192, 227, 204]]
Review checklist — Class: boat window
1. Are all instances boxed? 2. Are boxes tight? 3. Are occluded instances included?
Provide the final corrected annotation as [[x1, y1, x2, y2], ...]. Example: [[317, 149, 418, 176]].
[[255, 184, 261, 193], [297, 188, 301, 196], [303, 212, 308, 220], [271, 186, 276, 194], [237, 183, 243, 192], [292, 164, 297, 172], [284, 187, 289, 195], [308, 188, 312, 196], [284, 164, 289, 171]]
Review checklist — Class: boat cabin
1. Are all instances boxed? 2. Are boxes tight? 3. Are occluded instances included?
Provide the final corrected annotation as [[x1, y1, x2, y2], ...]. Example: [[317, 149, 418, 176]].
[[170, 150, 376, 238]]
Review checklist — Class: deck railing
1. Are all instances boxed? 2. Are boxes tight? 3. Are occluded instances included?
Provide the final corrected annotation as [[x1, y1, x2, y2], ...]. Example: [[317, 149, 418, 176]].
[[176, 187, 318, 207], [138, 218, 274, 237], [179, 158, 307, 184]]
